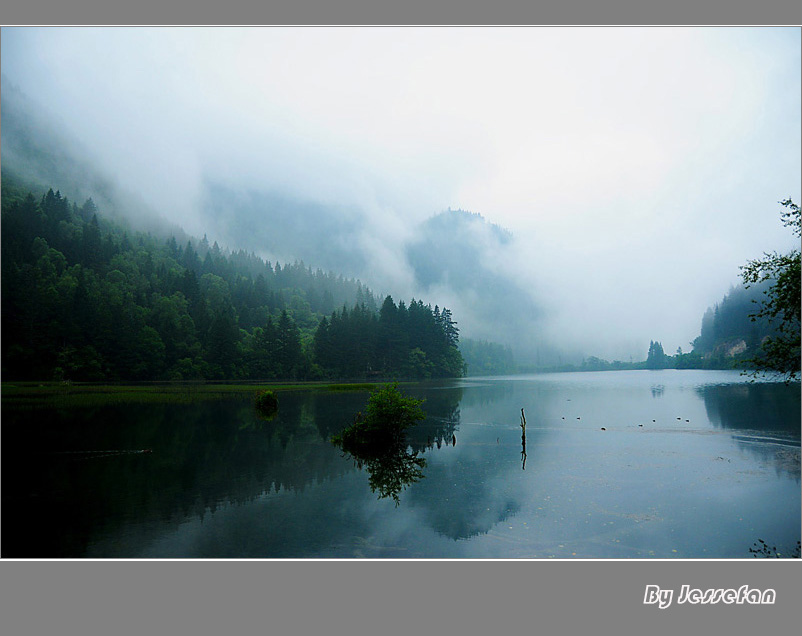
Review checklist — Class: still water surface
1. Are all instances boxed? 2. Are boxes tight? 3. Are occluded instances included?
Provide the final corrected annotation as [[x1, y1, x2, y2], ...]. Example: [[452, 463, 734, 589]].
[[3, 370, 799, 558]]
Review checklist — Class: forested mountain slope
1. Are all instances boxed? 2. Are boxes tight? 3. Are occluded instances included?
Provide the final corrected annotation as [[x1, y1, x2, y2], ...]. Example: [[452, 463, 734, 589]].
[[685, 282, 780, 368], [1, 178, 464, 381]]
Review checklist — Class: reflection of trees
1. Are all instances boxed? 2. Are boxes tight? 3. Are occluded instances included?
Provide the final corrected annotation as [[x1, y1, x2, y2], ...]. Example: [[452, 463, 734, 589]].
[[457, 381, 513, 408], [2, 384, 471, 555], [699, 383, 800, 434], [1, 393, 354, 557], [337, 437, 426, 507], [699, 383, 800, 479], [405, 386, 463, 453], [407, 390, 558, 541], [650, 385, 664, 398], [311, 390, 371, 442], [1, 381, 566, 554], [331, 384, 428, 506]]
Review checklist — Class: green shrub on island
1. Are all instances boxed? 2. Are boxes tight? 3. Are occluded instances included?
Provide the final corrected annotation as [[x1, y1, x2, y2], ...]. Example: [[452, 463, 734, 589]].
[[331, 382, 427, 505], [332, 382, 425, 450]]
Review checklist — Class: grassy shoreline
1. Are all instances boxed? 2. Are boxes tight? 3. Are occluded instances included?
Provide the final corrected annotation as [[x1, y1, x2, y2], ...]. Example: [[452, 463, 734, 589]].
[[1, 380, 387, 409]]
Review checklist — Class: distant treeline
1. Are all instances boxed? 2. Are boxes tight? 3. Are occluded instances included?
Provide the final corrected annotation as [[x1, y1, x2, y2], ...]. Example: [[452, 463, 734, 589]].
[[688, 283, 778, 364], [1, 180, 464, 381], [543, 282, 783, 374], [459, 338, 516, 376]]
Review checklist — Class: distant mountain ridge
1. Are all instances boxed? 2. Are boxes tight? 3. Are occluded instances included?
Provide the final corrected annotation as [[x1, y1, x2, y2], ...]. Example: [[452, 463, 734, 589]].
[[405, 208, 551, 360], [1, 78, 542, 368]]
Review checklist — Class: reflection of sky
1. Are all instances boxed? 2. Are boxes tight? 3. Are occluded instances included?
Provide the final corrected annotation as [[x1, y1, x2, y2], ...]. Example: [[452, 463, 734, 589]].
[[32, 371, 802, 558]]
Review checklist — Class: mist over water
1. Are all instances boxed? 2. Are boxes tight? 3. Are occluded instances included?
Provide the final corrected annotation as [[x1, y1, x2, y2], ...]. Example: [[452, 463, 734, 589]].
[[2, 27, 800, 362]]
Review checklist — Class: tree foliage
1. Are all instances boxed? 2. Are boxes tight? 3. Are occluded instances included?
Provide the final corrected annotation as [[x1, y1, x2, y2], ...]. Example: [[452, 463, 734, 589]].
[[330, 383, 427, 505], [459, 338, 515, 376], [646, 340, 669, 369], [332, 382, 426, 448], [740, 198, 801, 381], [1, 180, 465, 382], [312, 297, 464, 379]]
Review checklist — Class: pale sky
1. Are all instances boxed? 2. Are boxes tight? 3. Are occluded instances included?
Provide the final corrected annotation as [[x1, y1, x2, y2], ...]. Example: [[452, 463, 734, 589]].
[[2, 27, 800, 360]]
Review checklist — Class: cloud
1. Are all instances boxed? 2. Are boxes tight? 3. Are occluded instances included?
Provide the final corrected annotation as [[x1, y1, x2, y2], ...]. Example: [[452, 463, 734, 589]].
[[2, 26, 799, 361]]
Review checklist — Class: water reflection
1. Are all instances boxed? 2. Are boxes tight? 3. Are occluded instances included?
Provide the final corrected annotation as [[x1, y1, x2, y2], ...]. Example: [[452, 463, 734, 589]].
[[330, 386, 465, 506], [2, 393, 357, 556], [407, 398, 552, 540], [2, 386, 469, 555], [650, 385, 665, 398], [698, 382, 801, 479], [406, 385, 463, 453], [3, 373, 798, 557], [699, 382, 800, 435], [457, 380, 514, 407], [336, 439, 426, 507]]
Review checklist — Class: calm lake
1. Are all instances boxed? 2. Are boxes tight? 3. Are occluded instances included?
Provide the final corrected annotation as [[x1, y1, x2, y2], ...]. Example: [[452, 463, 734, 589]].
[[2, 370, 800, 559]]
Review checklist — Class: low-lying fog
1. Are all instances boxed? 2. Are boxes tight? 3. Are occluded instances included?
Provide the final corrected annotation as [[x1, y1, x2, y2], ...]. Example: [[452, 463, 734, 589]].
[[2, 27, 800, 362]]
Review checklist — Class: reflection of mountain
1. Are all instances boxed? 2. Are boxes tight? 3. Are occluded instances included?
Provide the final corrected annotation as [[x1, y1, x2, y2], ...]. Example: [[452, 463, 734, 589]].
[[407, 395, 554, 541], [699, 383, 800, 479], [385, 383, 526, 539], [411, 461, 521, 541]]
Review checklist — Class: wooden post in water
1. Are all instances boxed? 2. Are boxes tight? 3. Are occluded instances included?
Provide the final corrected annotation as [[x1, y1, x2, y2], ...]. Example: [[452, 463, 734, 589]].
[[520, 408, 527, 470]]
